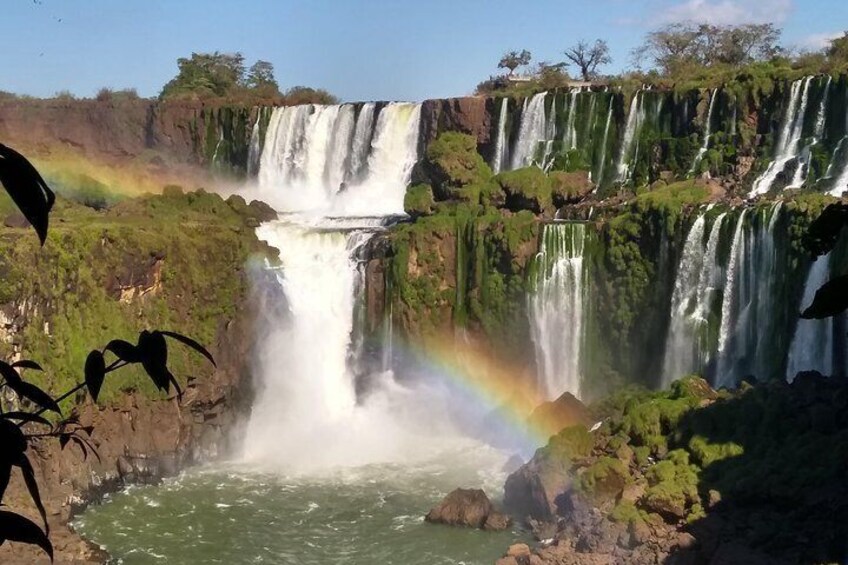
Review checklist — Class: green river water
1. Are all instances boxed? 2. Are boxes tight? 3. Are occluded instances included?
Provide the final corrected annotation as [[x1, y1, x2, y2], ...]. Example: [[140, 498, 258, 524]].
[[73, 447, 527, 564]]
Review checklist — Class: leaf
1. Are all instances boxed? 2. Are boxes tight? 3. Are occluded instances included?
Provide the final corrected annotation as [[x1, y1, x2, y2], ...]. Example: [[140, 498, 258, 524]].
[[0, 144, 56, 246], [160, 331, 217, 367], [58, 434, 71, 450], [0, 510, 53, 560], [801, 274, 848, 320], [0, 463, 10, 504], [0, 362, 60, 413], [803, 202, 848, 258], [1, 412, 51, 426], [84, 350, 106, 402], [0, 420, 27, 463], [137, 330, 170, 392], [16, 454, 48, 534], [0, 361, 22, 386], [7, 380, 60, 414], [11, 360, 43, 371], [104, 339, 140, 364]]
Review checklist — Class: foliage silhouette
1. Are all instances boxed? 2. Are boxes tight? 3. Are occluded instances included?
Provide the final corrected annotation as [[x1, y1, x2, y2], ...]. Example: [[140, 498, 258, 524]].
[[801, 202, 848, 321], [0, 144, 215, 560]]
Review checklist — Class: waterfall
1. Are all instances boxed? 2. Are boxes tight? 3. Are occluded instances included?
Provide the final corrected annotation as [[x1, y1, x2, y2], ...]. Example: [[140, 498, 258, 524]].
[[529, 223, 587, 400], [662, 213, 727, 385], [511, 92, 548, 169], [786, 254, 834, 380], [563, 89, 579, 150], [243, 100, 426, 468], [348, 102, 377, 184], [715, 204, 783, 387], [716, 210, 748, 387], [542, 96, 558, 170], [689, 89, 718, 176], [594, 97, 614, 188], [257, 102, 420, 216], [247, 112, 263, 177], [750, 77, 814, 196], [827, 95, 848, 195], [615, 91, 645, 184], [491, 98, 509, 174], [788, 75, 832, 188]]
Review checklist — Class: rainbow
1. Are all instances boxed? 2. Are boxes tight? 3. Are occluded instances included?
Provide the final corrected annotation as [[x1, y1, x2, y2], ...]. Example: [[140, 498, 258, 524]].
[[389, 333, 572, 455]]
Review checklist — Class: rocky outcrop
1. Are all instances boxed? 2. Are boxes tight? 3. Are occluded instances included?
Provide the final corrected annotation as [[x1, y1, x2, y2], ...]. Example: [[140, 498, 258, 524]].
[[425, 488, 511, 531], [499, 375, 848, 565], [527, 392, 592, 441]]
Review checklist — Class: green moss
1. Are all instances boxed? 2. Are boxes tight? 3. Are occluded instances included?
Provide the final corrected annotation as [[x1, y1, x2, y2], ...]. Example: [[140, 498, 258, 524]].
[[425, 132, 492, 193], [493, 167, 553, 212], [0, 191, 269, 407], [404, 184, 435, 217], [577, 456, 632, 501]]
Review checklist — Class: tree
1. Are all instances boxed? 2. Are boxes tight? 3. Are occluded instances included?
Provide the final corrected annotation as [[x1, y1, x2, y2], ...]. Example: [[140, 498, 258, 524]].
[[245, 60, 280, 96], [160, 51, 246, 99], [827, 32, 848, 64], [498, 49, 532, 76], [563, 39, 612, 81], [633, 23, 783, 77]]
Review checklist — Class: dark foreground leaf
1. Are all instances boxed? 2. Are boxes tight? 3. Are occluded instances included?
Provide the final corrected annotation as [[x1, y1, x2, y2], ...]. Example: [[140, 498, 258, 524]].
[[16, 455, 48, 534], [84, 350, 106, 402], [104, 339, 141, 364], [0, 510, 53, 561], [161, 331, 217, 367], [801, 274, 848, 319], [0, 144, 56, 245]]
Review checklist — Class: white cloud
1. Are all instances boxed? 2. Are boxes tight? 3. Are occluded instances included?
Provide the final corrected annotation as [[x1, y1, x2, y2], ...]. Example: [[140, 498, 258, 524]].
[[798, 31, 843, 50], [657, 0, 793, 25]]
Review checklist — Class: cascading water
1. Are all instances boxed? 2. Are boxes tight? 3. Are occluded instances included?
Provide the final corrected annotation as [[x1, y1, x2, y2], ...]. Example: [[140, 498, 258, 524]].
[[257, 102, 420, 216], [786, 253, 834, 380], [247, 112, 263, 177], [788, 75, 832, 188], [615, 90, 645, 184], [750, 77, 814, 195], [511, 92, 548, 169], [689, 89, 718, 176], [529, 223, 587, 400], [662, 212, 726, 385], [491, 98, 509, 174], [243, 101, 434, 470], [594, 97, 614, 188], [715, 204, 783, 387]]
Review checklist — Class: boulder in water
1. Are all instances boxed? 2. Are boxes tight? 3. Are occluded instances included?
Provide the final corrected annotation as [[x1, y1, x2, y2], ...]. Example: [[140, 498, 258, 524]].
[[425, 488, 512, 531]]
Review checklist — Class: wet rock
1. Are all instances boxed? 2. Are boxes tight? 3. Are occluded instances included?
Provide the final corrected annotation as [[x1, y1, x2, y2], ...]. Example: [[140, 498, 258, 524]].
[[527, 392, 591, 440], [425, 488, 511, 530]]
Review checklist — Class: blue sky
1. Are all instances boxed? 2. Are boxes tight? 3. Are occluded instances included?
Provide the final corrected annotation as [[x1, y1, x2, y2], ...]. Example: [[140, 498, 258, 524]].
[[1, 0, 845, 102]]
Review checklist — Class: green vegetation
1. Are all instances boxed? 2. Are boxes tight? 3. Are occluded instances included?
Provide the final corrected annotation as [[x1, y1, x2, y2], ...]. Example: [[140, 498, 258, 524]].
[[0, 189, 271, 406], [533, 374, 848, 560], [159, 51, 337, 104]]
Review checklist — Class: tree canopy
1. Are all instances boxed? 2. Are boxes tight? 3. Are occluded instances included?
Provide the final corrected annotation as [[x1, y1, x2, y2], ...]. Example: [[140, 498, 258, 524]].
[[632, 23, 782, 77], [160, 52, 281, 100], [563, 39, 612, 81], [498, 50, 532, 76]]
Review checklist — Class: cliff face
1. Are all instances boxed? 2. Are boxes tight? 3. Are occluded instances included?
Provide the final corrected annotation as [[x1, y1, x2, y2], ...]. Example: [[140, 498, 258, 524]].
[[0, 190, 274, 563]]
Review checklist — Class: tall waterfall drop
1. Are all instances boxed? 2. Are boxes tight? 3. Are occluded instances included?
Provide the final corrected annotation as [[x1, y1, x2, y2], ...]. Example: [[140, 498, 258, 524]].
[[511, 92, 548, 169], [750, 77, 814, 195], [491, 98, 509, 174], [529, 223, 587, 400], [243, 102, 434, 469], [662, 212, 726, 386], [689, 89, 718, 175], [615, 90, 645, 184]]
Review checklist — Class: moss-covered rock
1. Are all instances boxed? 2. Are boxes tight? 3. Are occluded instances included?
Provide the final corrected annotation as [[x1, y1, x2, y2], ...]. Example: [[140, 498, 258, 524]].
[[404, 184, 435, 218], [424, 132, 492, 200], [550, 170, 593, 206], [493, 167, 552, 213]]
